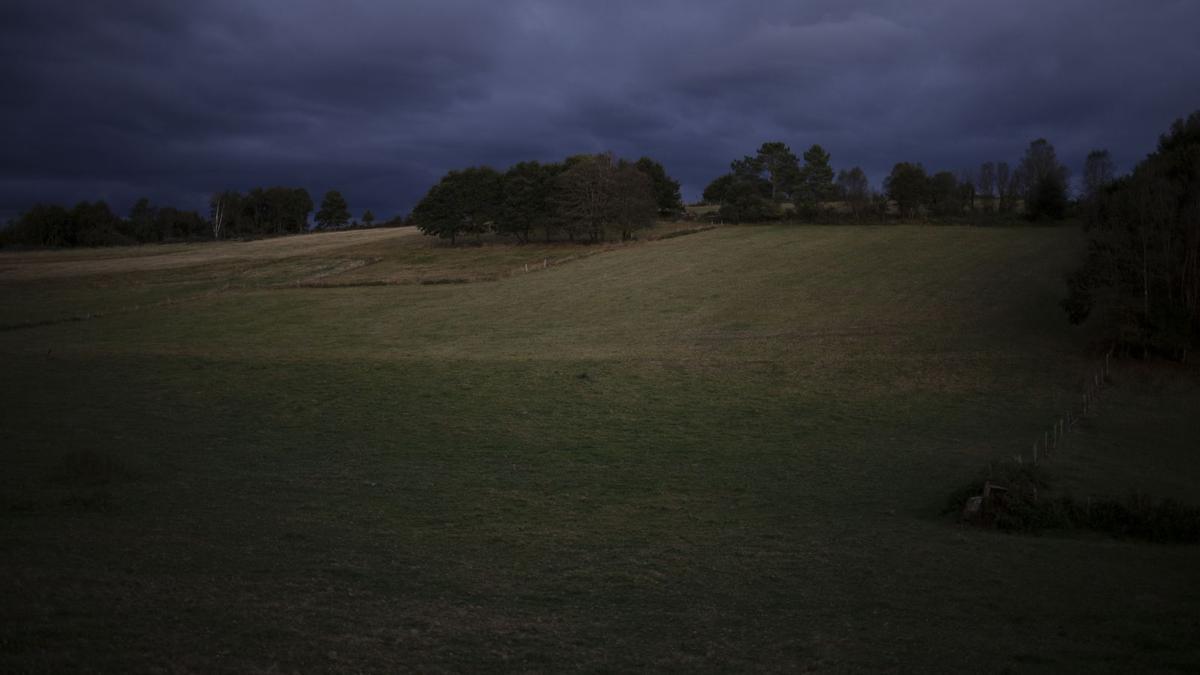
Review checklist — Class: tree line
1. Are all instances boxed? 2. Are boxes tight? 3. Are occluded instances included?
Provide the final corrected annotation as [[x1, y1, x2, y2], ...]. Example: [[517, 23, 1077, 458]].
[[1, 187, 398, 248], [701, 138, 1083, 223], [1063, 111, 1200, 358], [411, 153, 683, 244]]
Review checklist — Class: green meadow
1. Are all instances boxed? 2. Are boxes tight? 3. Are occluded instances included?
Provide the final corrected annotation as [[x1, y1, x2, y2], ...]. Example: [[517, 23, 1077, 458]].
[[2, 225, 1198, 672]]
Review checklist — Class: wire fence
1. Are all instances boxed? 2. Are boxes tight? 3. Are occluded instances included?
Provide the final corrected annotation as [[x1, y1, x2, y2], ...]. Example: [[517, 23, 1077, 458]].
[[1019, 346, 1115, 466]]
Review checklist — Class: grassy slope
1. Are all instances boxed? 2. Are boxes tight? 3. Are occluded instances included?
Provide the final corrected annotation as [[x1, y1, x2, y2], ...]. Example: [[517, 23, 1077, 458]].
[[1, 225, 1198, 672]]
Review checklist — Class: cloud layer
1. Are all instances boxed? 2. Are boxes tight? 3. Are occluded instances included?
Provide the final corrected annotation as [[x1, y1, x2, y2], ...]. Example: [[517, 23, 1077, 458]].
[[2, 0, 1198, 219]]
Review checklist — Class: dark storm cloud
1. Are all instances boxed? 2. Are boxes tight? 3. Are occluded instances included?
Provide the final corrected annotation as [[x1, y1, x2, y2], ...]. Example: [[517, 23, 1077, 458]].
[[1, 0, 1198, 220]]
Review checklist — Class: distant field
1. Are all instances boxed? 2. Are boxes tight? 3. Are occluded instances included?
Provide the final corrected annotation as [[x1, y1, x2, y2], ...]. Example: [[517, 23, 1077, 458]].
[[0, 222, 707, 327], [2, 224, 1198, 671]]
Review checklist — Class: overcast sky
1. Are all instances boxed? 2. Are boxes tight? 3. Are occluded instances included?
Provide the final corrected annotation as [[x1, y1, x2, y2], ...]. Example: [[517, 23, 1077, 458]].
[[2, 0, 1198, 220]]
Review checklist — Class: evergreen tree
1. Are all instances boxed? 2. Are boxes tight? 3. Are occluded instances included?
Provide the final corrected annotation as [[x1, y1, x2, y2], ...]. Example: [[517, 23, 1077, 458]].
[[796, 144, 836, 206], [315, 190, 350, 230]]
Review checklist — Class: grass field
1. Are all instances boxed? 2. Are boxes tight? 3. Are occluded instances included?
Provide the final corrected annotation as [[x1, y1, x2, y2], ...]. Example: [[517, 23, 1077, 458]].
[[2, 224, 1198, 672]]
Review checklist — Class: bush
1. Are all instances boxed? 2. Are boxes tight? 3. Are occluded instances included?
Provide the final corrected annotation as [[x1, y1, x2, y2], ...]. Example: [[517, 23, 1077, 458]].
[[949, 460, 1200, 543]]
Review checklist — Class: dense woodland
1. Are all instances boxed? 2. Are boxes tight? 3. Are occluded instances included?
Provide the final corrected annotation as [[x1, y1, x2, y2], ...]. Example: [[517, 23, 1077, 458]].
[[1064, 112, 1200, 358], [410, 153, 682, 244], [0, 188, 396, 248]]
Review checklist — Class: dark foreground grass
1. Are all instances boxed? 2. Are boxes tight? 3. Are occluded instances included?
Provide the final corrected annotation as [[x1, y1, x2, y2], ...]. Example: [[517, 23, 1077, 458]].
[[2, 225, 1199, 671]]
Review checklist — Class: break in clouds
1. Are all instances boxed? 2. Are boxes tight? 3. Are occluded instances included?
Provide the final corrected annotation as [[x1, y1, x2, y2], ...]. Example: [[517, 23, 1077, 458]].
[[1, 0, 1198, 220]]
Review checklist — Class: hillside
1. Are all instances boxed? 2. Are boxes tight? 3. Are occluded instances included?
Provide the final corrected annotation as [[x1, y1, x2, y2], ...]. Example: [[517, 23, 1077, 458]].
[[2, 225, 1198, 671]]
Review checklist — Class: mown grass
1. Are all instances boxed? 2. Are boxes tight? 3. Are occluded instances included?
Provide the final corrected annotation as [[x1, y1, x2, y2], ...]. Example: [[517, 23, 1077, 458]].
[[1, 224, 1198, 672]]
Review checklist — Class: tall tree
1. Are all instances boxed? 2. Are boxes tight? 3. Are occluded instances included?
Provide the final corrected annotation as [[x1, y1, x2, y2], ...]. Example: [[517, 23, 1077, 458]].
[[884, 162, 929, 218], [1063, 111, 1200, 357], [556, 153, 619, 242], [210, 191, 239, 239], [633, 157, 683, 216], [1082, 149, 1115, 203], [977, 162, 997, 201], [705, 148, 778, 223], [995, 161, 1013, 212], [498, 160, 561, 242], [796, 144, 836, 206], [835, 167, 870, 218], [611, 163, 658, 240], [928, 171, 962, 216], [315, 190, 351, 230], [957, 168, 976, 211], [362, 210, 375, 227], [702, 174, 737, 204], [128, 197, 158, 241], [412, 167, 502, 244], [754, 142, 801, 202], [1018, 138, 1069, 220]]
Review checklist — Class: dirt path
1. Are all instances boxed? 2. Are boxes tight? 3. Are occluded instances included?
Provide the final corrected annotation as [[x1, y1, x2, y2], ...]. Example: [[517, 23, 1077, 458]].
[[0, 227, 419, 281]]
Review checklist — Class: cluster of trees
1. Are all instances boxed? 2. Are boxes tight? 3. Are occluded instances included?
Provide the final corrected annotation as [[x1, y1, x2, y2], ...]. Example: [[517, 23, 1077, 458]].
[[884, 139, 1070, 221], [1, 186, 397, 249], [701, 143, 854, 222], [208, 187, 314, 239], [1064, 111, 1200, 358], [412, 153, 682, 244], [702, 138, 1079, 223], [209, 188, 386, 236], [0, 200, 207, 248]]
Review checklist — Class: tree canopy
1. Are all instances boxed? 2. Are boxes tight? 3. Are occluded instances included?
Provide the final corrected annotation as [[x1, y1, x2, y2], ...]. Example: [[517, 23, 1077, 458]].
[[796, 144, 836, 206], [411, 167, 502, 244], [1018, 139, 1069, 220], [634, 157, 684, 216], [885, 162, 929, 217], [1063, 111, 1200, 357], [315, 190, 351, 230]]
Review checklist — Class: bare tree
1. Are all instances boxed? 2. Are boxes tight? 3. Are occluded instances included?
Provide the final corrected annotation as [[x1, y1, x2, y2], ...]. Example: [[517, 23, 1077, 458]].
[[958, 168, 976, 211], [836, 167, 870, 218], [210, 192, 228, 239], [995, 162, 1012, 212], [977, 162, 996, 201], [1082, 149, 1115, 202]]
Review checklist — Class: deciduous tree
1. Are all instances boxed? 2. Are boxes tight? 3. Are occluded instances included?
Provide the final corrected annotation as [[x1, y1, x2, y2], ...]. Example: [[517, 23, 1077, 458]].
[[885, 162, 929, 218], [1082, 149, 1115, 203], [499, 161, 561, 242], [835, 167, 870, 218], [1018, 138, 1069, 220], [411, 167, 502, 244], [634, 157, 683, 216], [1063, 111, 1200, 357]]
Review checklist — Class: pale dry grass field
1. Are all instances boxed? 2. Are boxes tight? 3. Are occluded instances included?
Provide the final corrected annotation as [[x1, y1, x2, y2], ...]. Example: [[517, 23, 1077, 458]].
[[0, 226, 420, 281]]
